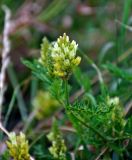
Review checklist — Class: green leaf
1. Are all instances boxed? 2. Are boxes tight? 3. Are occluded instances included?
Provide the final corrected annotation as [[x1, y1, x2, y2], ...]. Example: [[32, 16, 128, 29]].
[[1, 150, 10, 160], [67, 95, 127, 150], [7, 64, 27, 122], [38, 0, 68, 22], [103, 63, 132, 82], [22, 59, 51, 84], [74, 67, 91, 91], [83, 93, 97, 107], [125, 116, 132, 134], [49, 78, 65, 104], [32, 145, 53, 159]]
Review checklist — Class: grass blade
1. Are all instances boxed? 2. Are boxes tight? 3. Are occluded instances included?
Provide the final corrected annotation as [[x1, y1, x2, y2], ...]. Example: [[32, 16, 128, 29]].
[[7, 64, 27, 122]]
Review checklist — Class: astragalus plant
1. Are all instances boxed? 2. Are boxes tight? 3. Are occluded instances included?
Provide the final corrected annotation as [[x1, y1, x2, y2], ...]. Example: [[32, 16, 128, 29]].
[[23, 33, 132, 160]]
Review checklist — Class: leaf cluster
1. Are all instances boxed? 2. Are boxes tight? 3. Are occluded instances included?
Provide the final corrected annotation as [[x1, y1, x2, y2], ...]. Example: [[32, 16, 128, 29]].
[[67, 96, 131, 153], [22, 59, 65, 105]]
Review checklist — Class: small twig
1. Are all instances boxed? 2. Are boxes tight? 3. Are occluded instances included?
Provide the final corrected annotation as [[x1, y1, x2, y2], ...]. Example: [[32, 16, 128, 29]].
[[80, 49, 104, 84], [116, 47, 132, 63], [70, 152, 75, 160], [124, 100, 132, 116], [115, 19, 132, 32], [30, 156, 35, 160], [23, 110, 37, 132], [92, 63, 103, 84], [0, 122, 9, 137], [95, 147, 108, 160], [0, 5, 11, 121]]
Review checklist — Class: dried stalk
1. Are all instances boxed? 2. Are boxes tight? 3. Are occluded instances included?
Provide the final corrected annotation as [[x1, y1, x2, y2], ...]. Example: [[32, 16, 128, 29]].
[[0, 5, 11, 122], [95, 147, 108, 160]]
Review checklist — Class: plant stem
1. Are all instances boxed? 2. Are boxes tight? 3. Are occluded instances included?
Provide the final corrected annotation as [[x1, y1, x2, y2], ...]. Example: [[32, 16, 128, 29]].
[[70, 111, 108, 141], [0, 122, 9, 137], [64, 79, 69, 106]]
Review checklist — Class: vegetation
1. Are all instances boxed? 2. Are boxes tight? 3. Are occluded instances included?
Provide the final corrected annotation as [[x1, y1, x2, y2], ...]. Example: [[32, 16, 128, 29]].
[[0, 0, 131, 160]]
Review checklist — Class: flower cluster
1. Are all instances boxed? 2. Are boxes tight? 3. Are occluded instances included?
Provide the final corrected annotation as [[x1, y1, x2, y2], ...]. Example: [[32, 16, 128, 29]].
[[6, 132, 30, 160], [33, 91, 59, 119], [47, 119, 67, 160], [107, 96, 126, 129], [40, 33, 81, 79], [107, 97, 119, 106], [40, 37, 53, 75]]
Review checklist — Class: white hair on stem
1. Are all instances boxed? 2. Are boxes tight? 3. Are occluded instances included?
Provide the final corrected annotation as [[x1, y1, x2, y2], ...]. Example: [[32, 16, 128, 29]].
[[0, 5, 11, 121]]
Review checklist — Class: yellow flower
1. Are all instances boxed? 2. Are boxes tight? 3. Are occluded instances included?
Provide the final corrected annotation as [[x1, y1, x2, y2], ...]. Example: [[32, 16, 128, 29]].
[[47, 118, 67, 160], [6, 132, 30, 160], [40, 33, 81, 79], [32, 91, 59, 119]]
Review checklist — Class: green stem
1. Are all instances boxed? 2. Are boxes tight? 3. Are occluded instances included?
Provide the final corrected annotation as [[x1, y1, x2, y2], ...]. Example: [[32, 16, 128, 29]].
[[64, 79, 69, 106], [70, 111, 108, 142]]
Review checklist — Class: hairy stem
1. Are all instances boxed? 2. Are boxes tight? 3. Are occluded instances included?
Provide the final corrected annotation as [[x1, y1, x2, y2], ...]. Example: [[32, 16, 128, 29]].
[[64, 79, 69, 106]]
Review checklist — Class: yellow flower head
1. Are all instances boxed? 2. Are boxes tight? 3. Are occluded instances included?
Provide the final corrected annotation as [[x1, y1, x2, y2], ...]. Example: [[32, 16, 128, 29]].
[[6, 132, 30, 160], [47, 118, 67, 160], [40, 33, 81, 79]]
